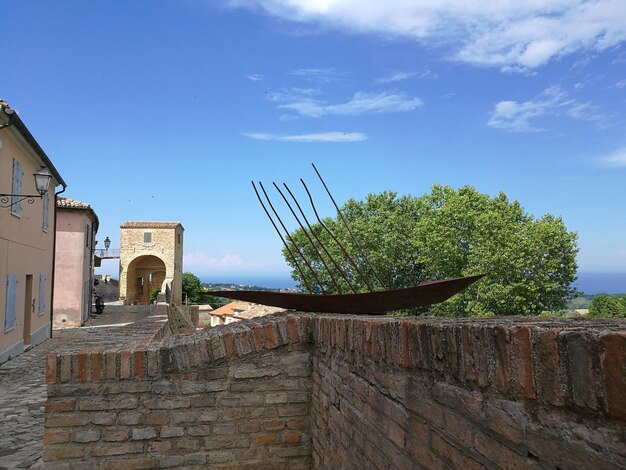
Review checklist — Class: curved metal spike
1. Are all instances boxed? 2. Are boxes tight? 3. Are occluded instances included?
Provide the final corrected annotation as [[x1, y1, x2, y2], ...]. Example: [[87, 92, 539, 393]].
[[251, 181, 313, 294], [283, 182, 356, 294], [311, 163, 388, 290], [258, 182, 326, 294], [300, 178, 374, 292]]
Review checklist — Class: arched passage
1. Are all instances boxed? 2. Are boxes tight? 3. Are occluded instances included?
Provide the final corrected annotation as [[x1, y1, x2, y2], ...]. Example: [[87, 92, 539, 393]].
[[126, 255, 166, 305]]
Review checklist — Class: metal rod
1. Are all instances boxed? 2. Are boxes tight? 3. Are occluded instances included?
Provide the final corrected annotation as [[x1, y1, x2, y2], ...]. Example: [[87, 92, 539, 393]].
[[272, 182, 334, 293], [300, 178, 374, 292], [311, 163, 388, 290], [258, 182, 326, 293], [251, 181, 313, 294], [283, 182, 356, 294]]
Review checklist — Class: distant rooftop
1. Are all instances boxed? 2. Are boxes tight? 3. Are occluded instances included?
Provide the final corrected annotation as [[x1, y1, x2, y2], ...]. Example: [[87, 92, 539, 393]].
[[120, 222, 184, 229], [211, 301, 287, 319]]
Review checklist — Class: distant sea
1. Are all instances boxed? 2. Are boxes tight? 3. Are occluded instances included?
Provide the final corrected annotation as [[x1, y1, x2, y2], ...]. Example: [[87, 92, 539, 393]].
[[574, 272, 626, 295], [201, 275, 297, 289], [202, 272, 626, 296]]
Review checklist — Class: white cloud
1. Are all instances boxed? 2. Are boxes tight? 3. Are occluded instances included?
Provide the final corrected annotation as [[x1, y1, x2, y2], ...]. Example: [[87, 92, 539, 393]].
[[602, 148, 626, 166], [266, 87, 321, 102], [247, 73, 262, 81], [488, 85, 607, 131], [289, 68, 348, 83], [566, 102, 607, 123], [376, 70, 438, 83], [614, 78, 626, 88], [184, 250, 249, 271], [227, 0, 626, 70], [243, 131, 367, 142], [488, 86, 570, 131], [278, 91, 423, 118]]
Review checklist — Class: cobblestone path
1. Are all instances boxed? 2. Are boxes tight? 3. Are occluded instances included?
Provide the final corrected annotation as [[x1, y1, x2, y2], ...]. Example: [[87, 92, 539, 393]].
[[0, 305, 160, 469]]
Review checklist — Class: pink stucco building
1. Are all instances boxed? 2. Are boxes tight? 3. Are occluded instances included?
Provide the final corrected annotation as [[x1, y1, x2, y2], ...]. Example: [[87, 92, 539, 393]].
[[53, 198, 99, 328]]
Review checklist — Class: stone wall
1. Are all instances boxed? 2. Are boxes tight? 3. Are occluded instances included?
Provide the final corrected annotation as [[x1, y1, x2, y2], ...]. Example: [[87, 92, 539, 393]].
[[44, 314, 626, 469], [118, 222, 183, 306]]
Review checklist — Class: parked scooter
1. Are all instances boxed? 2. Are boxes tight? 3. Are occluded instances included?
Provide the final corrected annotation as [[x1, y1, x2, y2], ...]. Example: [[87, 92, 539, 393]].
[[94, 293, 105, 314]]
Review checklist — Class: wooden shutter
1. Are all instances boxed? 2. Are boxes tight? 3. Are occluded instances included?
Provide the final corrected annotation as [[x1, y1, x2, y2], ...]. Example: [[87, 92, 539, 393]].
[[42, 191, 49, 231], [38, 273, 46, 315], [11, 159, 23, 216], [5, 275, 18, 332]]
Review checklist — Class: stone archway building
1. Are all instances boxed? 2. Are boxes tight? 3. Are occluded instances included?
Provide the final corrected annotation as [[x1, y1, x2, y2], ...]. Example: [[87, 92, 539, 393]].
[[118, 222, 184, 306]]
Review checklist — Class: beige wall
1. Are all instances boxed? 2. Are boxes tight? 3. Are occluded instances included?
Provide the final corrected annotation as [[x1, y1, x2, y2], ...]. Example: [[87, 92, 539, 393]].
[[119, 223, 183, 306], [0, 128, 57, 363], [53, 210, 96, 328]]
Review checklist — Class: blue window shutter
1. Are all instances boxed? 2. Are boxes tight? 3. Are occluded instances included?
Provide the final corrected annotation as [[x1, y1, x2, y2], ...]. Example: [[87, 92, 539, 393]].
[[5, 275, 18, 332], [39, 273, 46, 315], [11, 159, 23, 216], [42, 191, 49, 231]]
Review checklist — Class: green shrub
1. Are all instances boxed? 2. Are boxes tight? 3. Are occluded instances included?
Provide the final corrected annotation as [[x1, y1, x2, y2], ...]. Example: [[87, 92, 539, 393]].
[[589, 294, 626, 318]]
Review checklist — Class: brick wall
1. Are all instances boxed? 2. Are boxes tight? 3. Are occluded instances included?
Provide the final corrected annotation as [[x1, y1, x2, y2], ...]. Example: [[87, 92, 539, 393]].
[[44, 314, 626, 469], [309, 316, 626, 469], [44, 314, 313, 469]]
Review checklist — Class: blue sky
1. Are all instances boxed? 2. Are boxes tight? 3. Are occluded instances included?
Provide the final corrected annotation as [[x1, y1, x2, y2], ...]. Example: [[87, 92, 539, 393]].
[[2, 1, 626, 284]]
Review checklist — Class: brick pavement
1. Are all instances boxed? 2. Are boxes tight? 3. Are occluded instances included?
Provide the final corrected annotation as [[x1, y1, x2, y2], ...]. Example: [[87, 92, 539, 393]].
[[0, 305, 166, 469]]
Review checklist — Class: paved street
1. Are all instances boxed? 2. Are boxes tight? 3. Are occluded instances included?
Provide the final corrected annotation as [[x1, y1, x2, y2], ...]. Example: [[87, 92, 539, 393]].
[[0, 305, 160, 469]]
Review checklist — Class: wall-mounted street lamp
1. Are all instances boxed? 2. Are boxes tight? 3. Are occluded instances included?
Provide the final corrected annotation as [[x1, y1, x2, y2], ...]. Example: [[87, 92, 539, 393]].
[[0, 166, 52, 208], [98, 236, 112, 258]]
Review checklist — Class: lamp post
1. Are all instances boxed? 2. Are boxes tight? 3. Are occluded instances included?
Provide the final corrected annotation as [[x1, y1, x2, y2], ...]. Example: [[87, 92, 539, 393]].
[[104, 236, 111, 251], [0, 166, 53, 208]]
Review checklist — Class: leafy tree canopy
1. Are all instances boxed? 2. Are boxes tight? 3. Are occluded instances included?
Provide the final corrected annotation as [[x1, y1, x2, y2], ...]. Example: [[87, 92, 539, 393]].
[[182, 271, 204, 304], [282, 185, 579, 316]]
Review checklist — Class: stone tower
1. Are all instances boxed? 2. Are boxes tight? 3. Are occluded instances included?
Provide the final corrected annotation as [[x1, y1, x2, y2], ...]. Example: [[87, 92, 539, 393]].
[[118, 222, 184, 306]]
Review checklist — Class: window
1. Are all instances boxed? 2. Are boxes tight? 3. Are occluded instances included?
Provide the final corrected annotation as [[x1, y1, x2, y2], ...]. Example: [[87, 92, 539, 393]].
[[177, 233, 181, 244], [85, 224, 90, 248], [144, 232, 152, 243], [38, 273, 46, 315], [11, 159, 23, 217], [5, 275, 18, 332], [42, 191, 49, 231]]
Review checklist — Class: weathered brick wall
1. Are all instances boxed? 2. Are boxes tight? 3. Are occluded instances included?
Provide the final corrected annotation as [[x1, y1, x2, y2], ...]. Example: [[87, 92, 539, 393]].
[[310, 316, 626, 469], [44, 314, 313, 469], [44, 314, 626, 469]]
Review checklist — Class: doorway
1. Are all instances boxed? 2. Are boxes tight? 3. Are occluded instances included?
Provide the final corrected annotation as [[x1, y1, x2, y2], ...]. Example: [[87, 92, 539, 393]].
[[23, 275, 33, 346]]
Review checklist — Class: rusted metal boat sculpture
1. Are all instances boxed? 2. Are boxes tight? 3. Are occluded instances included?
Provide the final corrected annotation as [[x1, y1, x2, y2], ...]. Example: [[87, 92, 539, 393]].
[[209, 274, 483, 314], [211, 164, 483, 314]]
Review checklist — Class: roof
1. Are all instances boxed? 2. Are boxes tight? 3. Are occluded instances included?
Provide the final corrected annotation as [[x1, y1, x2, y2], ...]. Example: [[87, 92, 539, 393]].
[[120, 222, 184, 230], [211, 301, 249, 317], [57, 197, 92, 210], [211, 301, 287, 319], [56, 197, 99, 231], [0, 99, 66, 188]]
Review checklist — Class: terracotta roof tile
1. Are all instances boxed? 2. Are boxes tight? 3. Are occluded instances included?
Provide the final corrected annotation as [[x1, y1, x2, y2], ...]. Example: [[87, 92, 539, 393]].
[[211, 301, 287, 319], [57, 197, 92, 210]]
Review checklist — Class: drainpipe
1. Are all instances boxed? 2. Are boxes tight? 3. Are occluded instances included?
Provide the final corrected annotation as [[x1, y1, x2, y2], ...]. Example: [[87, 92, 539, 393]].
[[49, 183, 67, 338]]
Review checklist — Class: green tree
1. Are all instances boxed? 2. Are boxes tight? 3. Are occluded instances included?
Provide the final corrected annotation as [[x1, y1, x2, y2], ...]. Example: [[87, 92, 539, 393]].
[[181, 272, 204, 304], [282, 185, 578, 316], [589, 294, 626, 318], [149, 288, 161, 304]]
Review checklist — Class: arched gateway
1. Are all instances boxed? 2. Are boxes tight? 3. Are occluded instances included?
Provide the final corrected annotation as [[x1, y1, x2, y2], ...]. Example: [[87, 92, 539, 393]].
[[118, 222, 184, 305]]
